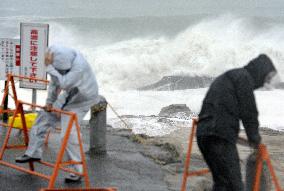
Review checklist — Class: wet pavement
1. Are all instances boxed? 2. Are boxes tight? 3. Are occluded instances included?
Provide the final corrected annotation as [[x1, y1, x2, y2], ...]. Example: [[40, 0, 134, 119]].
[[0, 127, 170, 191]]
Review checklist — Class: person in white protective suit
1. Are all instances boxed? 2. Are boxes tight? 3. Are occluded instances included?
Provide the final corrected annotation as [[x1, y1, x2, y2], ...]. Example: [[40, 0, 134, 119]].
[[15, 45, 99, 183]]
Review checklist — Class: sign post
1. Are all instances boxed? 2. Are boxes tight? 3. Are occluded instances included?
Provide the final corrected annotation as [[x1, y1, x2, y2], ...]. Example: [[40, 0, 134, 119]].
[[19, 23, 49, 110], [3, 81, 8, 123]]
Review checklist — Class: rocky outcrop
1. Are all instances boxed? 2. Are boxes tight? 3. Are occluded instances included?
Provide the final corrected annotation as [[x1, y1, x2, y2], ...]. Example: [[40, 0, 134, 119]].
[[159, 104, 192, 118], [139, 75, 284, 91], [139, 75, 214, 91], [127, 133, 182, 165], [275, 82, 284, 89]]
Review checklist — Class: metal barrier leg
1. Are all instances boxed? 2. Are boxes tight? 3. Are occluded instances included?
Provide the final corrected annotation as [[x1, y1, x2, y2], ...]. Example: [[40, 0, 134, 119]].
[[266, 157, 282, 191], [181, 118, 197, 191], [48, 115, 75, 188], [253, 151, 263, 191], [1, 75, 18, 107], [10, 75, 18, 103]]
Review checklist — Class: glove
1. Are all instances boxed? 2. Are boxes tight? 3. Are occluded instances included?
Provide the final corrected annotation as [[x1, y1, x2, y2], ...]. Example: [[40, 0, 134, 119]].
[[44, 103, 52, 112]]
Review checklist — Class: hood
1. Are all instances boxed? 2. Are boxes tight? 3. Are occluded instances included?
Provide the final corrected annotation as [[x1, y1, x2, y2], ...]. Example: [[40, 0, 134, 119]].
[[244, 54, 277, 89], [48, 45, 76, 71]]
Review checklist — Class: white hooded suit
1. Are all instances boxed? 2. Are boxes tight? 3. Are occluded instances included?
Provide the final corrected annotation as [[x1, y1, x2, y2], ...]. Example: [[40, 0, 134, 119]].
[[25, 45, 99, 173]]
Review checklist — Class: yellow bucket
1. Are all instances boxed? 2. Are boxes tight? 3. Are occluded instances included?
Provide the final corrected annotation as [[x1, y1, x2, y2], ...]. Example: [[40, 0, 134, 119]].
[[8, 113, 38, 129]]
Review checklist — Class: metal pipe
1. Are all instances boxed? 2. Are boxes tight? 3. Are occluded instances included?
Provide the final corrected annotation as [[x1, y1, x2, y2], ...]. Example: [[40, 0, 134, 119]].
[[0, 161, 50, 180]]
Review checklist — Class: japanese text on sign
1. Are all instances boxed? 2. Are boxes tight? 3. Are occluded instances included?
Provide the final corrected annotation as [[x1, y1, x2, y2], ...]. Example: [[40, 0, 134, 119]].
[[30, 29, 38, 82], [20, 23, 49, 90], [0, 38, 20, 80]]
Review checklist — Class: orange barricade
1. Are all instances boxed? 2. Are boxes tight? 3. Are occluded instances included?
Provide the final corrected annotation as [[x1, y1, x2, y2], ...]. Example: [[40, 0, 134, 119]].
[[181, 118, 283, 191], [0, 74, 49, 125], [0, 75, 91, 189], [253, 144, 282, 191], [0, 74, 56, 146], [40, 188, 117, 191], [180, 118, 209, 191], [1, 74, 50, 108], [0, 100, 90, 189]]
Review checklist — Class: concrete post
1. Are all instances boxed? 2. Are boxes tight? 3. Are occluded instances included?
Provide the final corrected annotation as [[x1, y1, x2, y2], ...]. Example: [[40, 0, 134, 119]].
[[89, 95, 107, 155]]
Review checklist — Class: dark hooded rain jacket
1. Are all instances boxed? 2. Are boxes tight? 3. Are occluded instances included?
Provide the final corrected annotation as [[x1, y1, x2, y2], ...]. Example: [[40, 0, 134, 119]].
[[196, 54, 276, 145]]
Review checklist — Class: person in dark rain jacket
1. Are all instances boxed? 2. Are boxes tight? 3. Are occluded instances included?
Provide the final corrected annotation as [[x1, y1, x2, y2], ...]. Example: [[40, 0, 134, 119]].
[[196, 54, 277, 191]]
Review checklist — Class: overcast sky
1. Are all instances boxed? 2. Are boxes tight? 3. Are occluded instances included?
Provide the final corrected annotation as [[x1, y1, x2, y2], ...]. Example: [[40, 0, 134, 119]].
[[1, 0, 284, 18]]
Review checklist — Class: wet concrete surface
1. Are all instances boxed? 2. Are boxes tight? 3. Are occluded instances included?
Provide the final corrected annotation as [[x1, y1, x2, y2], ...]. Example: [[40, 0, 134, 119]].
[[0, 127, 170, 191]]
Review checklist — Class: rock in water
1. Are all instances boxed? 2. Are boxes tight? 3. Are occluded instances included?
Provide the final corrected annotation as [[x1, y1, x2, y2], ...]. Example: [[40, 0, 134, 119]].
[[138, 75, 214, 91], [159, 104, 192, 118], [275, 82, 284, 89], [245, 152, 271, 191]]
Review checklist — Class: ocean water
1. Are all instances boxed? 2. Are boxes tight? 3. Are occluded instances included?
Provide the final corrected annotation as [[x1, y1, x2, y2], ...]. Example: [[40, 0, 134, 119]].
[[105, 89, 284, 136], [3, 87, 284, 136], [1, 2, 284, 134]]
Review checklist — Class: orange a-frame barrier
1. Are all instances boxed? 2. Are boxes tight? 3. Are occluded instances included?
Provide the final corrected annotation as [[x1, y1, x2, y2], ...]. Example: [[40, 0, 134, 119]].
[[0, 74, 50, 108], [40, 188, 117, 191], [0, 74, 53, 145], [253, 144, 282, 191], [0, 74, 50, 121], [180, 118, 210, 191], [181, 118, 283, 191], [0, 75, 90, 189], [0, 74, 118, 190], [0, 100, 90, 189]]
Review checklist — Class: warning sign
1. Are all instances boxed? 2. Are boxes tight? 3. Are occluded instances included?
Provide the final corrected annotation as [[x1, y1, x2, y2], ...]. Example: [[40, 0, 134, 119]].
[[20, 23, 49, 90], [0, 38, 20, 80]]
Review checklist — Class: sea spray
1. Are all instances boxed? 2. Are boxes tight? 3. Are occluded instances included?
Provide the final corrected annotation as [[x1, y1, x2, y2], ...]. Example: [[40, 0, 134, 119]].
[[79, 14, 284, 90], [1, 14, 284, 91]]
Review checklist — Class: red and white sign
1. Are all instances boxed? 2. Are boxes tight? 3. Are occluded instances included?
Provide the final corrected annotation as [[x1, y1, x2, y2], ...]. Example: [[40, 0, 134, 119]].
[[20, 23, 49, 90], [0, 38, 20, 80]]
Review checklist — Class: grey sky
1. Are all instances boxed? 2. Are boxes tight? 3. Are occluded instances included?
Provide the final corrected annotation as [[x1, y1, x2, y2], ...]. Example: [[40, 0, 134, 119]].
[[1, 0, 284, 18]]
